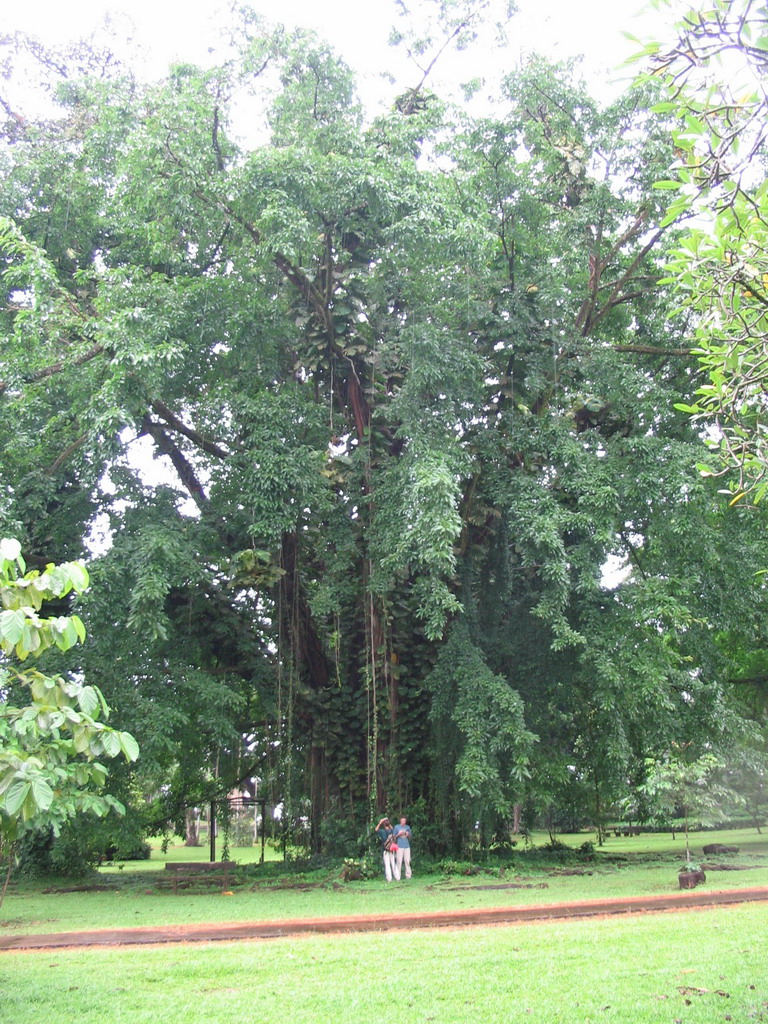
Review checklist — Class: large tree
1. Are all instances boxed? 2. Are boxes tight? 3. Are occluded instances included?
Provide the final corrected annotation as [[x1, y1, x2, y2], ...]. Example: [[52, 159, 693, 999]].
[[2, 7, 766, 852]]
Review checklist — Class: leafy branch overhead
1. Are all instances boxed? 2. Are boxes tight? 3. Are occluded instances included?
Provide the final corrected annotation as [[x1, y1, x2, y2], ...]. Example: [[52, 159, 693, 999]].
[[636, 0, 768, 501]]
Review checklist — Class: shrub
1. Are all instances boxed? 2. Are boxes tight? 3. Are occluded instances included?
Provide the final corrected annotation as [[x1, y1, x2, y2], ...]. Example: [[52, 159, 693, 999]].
[[15, 815, 151, 876], [340, 857, 378, 881], [438, 859, 478, 876], [15, 827, 57, 878], [112, 839, 151, 861], [319, 812, 368, 858], [541, 838, 571, 854]]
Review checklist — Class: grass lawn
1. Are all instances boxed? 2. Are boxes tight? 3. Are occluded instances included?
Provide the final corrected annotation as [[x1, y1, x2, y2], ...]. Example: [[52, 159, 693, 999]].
[[1, 828, 766, 1023], [0, 827, 766, 935], [1, 903, 767, 1024]]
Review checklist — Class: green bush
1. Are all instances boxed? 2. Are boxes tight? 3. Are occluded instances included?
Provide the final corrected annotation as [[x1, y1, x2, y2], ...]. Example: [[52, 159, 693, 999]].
[[15, 827, 58, 878], [438, 859, 479, 876], [16, 823, 100, 878], [15, 815, 151, 876], [341, 857, 379, 880], [111, 838, 151, 861], [541, 838, 571, 854], [319, 812, 368, 858]]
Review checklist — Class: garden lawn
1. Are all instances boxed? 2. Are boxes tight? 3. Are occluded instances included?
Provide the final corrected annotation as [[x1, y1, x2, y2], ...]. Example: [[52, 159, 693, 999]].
[[1, 828, 766, 936], [1, 903, 767, 1024], [97, 827, 768, 872], [97, 839, 283, 872]]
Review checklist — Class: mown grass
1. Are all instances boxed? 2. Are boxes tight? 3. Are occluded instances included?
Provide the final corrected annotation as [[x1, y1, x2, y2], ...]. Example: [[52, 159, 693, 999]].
[[1, 827, 766, 936], [97, 838, 284, 872], [1, 903, 767, 1024]]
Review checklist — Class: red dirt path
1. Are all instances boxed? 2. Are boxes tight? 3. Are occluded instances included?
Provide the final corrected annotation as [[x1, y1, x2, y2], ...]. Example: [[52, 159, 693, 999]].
[[2, 886, 768, 951]]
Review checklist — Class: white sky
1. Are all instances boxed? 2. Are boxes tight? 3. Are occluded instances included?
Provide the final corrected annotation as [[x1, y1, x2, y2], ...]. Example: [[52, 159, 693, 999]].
[[4, 0, 679, 105]]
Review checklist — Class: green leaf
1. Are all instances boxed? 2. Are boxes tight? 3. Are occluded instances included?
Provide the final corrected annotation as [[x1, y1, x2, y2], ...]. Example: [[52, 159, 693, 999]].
[[101, 731, 121, 758], [0, 608, 26, 648], [64, 562, 89, 592], [119, 731, 140, 762], [30, 775, 54, 812], [2, 779, 31, 817], [71, 615, 87, 643], [72, 724, 91, 754], [77, 686, 100, 717]]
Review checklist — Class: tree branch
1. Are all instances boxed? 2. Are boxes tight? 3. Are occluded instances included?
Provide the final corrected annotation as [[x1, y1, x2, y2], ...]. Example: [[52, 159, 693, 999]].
[[46, 432, 88, 475], [150, 399, 229, 459], [0, 343, 105, 395], [612, 344, 696, 357], [581, 228, 666, 336], [139, 415, 209, 509]]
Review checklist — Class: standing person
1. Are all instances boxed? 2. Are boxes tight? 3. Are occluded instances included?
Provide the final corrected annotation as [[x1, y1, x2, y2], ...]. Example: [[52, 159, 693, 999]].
[[375, 817, 397, 882], [392, 815, 412, 881]]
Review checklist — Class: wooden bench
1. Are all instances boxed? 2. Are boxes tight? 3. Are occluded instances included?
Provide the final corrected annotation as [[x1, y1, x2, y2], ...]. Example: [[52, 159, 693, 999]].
[[161, 861, 236, 894]]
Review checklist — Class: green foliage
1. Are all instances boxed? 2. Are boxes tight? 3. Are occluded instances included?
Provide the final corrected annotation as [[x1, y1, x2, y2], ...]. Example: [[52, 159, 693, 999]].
[[0, 538, 88, 660], [0, 539, 138, 893], [14, 817, 150, 878], [641, 0, 768, 501], [2, 14, 768, 858], [640, 750, 734, 863], [427, 622, 535, 820], [319, 810, 370, 859]]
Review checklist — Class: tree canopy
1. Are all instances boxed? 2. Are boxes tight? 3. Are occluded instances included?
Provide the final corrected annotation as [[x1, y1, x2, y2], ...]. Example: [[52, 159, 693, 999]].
[[1, 2, 767, 854]]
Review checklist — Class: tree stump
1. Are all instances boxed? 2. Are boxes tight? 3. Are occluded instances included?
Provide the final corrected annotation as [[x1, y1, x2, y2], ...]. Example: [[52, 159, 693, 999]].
[[678, 867, 706, 889], [702, 843, 738, 855]]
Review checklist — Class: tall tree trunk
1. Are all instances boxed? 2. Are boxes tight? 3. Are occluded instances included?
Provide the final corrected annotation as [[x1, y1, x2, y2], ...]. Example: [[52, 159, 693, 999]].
[[185, 807, 201, 847], [0, 842, 14, 909], [280, 531, 332, 851], [512, 802, 521, 835]]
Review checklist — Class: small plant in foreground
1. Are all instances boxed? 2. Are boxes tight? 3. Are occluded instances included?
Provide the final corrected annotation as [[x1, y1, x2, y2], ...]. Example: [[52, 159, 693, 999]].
[[340, 857, 378, 881]]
